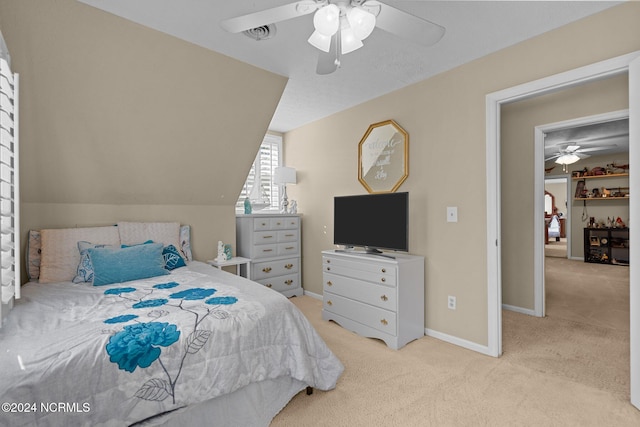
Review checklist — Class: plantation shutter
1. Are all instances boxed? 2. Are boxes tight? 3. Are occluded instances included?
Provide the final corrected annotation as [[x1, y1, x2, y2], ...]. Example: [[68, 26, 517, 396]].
[[0, 34, 19, 328]]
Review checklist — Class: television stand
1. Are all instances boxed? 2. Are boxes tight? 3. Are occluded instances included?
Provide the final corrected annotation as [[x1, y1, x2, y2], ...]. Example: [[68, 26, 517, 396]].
[[321, 250, 425, 350]]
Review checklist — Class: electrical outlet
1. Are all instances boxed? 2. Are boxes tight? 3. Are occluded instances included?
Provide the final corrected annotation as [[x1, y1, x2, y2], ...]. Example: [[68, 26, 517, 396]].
[[447, 295, 456, 310]]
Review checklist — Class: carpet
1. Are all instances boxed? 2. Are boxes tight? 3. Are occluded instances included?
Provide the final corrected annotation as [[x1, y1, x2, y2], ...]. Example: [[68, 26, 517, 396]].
[[272, 258, 637, 426]]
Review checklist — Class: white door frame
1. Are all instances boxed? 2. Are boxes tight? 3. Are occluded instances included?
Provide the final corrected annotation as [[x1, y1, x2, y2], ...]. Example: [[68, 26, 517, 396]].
[[486, 51, 640, 409], [534, 110, 629, 317]]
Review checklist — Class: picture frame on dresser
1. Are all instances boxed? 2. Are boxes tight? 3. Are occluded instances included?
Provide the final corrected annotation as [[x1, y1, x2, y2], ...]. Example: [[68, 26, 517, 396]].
[[236, 214, 303, 297]]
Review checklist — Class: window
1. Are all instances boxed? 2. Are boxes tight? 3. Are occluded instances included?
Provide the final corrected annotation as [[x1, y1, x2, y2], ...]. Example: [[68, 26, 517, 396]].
[[0, 37, 20, 328], [236, 133, 282, 212]]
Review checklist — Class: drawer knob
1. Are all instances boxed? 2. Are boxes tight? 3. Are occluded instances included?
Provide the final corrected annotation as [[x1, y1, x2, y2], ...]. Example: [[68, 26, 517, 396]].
[[285, 246, 295, 250], [327, 281, 333, 286], [261, 222, 267, 226], [380, 319, 388, 326], [265, 283, 272, 288], [285, 233, 294, 237], [381, 278, 386, 283], [380, 295, 388, 301], [263, 235, 273, 239], [327, 259, 331, 264], [262, 267, 272, 273], [327, 300, 333, 306], [285, 279, 293, 286], [381, 268, 386, 273], [285, 263, 294, 269], [326, 267, 331, 271], [263, 249, 273, 253], [276, 222, 282, 226]]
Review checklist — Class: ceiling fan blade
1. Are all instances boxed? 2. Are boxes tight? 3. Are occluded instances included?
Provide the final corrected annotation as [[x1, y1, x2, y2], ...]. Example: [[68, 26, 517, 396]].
[[317, 33, 339, 75], [220, 0, 321, 33], [545, 153, 562, 162], [576, 146, 618, 153], [364, 1, 445, 47]]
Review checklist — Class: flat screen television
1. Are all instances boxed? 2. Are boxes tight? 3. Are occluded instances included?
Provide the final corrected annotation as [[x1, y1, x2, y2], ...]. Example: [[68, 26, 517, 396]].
[[333, 192, 409, 254]]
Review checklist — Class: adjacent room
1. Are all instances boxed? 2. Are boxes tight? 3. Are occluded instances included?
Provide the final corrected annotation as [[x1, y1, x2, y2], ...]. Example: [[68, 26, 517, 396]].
[[1, 1, 639, 425]]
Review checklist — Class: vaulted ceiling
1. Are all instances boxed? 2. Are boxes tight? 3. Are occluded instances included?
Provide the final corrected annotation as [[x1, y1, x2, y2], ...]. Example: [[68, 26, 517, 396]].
[[77, 1, 621, 132]]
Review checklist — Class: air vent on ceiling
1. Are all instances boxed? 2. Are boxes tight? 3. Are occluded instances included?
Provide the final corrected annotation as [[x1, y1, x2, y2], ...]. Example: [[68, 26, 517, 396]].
[[243, 24, 277, 41]]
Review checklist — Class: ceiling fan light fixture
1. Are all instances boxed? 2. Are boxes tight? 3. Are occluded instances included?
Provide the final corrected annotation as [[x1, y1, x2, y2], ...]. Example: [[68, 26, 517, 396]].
[[347, 7, 376, 40], [555, 153, 580, 165], [313, 4, 340, 36], [308, 30, 332, 52], [341, 27, 363, 54]]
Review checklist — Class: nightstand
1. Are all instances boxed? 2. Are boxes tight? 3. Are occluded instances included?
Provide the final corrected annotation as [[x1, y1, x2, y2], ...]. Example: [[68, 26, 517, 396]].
[[207, 257, 252, 279]]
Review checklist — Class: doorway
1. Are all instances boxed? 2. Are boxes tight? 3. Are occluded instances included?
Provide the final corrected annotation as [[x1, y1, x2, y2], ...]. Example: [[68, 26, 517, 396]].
[[544, 177, 568, 260], [485, 51, 640, 409]]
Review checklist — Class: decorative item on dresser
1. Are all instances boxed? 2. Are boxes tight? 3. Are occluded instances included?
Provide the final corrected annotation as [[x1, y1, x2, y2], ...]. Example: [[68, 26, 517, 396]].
[[236, 214, 303, 297], [321, 250, 425, 350]]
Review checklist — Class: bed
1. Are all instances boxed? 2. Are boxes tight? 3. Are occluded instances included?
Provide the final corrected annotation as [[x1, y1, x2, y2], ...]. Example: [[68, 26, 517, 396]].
[[0, 223, 343, 426]]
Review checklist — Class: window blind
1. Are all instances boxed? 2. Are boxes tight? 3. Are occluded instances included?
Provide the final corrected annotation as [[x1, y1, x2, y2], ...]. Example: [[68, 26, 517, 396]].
[[0, 48, 19, 328], [236, 133, 282, 211]]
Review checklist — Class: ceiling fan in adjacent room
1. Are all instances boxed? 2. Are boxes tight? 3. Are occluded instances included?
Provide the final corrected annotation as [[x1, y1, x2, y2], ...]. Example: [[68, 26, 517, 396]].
[[545, 143, 615, 172], [220, 0, 445, 75]]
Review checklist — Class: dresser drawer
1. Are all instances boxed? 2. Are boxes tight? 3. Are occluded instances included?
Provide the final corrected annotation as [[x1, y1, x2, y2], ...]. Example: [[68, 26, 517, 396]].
[[251, 243, 278, 259], [324, 292, 397, 336], [278, 241, 299, 256], [256, 273, 300, 292], [323, 273, 397, 311], [323, 263, 396, 287], [254, 230, 277, 244], [277, 229, 299, 242], [323, 256, 397, 277], [253, 257, 299, 280]]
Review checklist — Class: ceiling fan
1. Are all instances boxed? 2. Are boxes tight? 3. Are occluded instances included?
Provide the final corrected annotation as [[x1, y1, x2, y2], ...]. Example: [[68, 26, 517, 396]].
[[220, 0, 445, 75]]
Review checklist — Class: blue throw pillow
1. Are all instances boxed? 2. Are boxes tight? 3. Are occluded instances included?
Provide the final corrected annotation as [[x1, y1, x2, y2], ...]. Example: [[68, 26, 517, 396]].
[[163, 244, 187, 270], [88, 242, 169, 286], [73, 241, 116, 283]]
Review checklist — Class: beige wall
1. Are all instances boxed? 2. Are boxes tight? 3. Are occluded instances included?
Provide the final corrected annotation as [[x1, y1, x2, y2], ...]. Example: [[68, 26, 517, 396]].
[[501, 76, 628, 310], [284, 3, 640, 346], [0, 0, 288, 266]]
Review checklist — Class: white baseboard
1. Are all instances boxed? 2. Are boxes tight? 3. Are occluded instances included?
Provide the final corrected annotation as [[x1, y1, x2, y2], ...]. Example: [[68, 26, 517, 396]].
[[502, 304, 537, 316], [303, 290, 322, 300], [425, 328, 495, 357]]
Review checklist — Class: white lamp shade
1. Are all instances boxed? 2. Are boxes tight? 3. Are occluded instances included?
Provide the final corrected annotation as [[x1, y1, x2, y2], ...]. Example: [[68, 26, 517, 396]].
[[347, 7, 376, 40], [308, 30, 332, 52], [313, 4, 340, 36], [274, 166, 297, 185], [555, 153, 580, 165]]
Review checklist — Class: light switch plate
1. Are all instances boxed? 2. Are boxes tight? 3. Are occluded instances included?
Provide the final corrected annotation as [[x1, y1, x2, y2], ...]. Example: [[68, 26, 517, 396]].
[[447, 207, 458, 223]]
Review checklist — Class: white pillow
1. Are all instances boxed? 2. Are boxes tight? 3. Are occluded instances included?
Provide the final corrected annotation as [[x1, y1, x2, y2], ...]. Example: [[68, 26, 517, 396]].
[[117, 222, 181, 250], [39, 226, 121, 283]]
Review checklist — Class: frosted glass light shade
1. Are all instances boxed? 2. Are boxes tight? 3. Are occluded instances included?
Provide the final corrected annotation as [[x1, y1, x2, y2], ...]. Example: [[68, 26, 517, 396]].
[[555, 153, 580, 165], [313, 4, 340, 36], [347, 7, 376, 40], [341, 28, 363, 54], [308, 30, 332, 52]]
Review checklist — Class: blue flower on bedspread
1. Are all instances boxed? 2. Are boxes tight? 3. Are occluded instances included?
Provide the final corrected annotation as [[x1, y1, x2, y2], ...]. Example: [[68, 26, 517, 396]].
[[153, 282, 180, 289], [103, 280, 239, 404], [106, 322, 180, 373], [205, 296, 238, 305], [104, 287, 137, 295], [132, 299, 169, 309], [104, 314, 139, 324], [169, 288, 216, 300]]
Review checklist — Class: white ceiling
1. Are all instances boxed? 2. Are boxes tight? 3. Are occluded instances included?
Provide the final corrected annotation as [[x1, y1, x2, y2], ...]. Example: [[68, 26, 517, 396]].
[[77, 0, 621, 133]]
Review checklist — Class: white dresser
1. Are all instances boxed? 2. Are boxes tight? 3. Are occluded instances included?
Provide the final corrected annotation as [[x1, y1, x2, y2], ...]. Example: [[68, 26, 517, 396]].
[[321, 250, 424, 349], [236, 215, 303, 297]]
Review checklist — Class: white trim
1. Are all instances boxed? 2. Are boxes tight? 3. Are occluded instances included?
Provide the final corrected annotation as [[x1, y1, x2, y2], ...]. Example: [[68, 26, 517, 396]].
[[303, 290, 323, 300], [629, 55, 640, 410], [425, 328, 493, 357], [486, 50, 640, 410], [502, 304, 536, 317]]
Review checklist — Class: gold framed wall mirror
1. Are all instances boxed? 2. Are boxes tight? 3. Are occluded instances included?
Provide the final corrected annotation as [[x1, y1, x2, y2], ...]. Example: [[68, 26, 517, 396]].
[[358, 119, 409, 193]]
